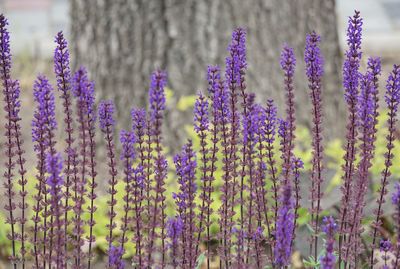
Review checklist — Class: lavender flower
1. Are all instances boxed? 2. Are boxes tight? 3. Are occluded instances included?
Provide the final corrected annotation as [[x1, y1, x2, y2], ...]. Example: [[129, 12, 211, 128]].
[[167, 216, 183, 268], [0, 16, 26, 265], [305, 30, 325, 256], [263, 99, 279, 235], [31, 75, 56, 267], [146, 68, 168, 267], [393, 181, 400, 267], [370, 65, 400, 267], [194, 91, 209, 133], [119, 129, 136, 253], [321, 216, 337, 269], [99, 101, 119, 265], [194, 91, 211, 259], [338, 11, 363, 265], [109, 245, 125, 269], [343, 73, 375, 264], [274, 183, 294, 267], [71, 66, 95, 267], [280, 44, 296, 188], [149, 68, 167, 123], [173, 140, 198, 267], [73, 67, 98, 267], [292, 156, 304, 242], [54, 31, 76, 264], [204, 65, 223, 268], [46, 152, 65, 268], [46, 153, 63, 197], [379, 238, 392, 269], [220, 28, 246, 268], [99, 100, 115, 131]]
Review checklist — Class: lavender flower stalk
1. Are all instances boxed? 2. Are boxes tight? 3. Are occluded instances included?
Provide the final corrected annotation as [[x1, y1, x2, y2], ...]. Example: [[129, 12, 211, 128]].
[[99, 100, 118, 267], [173, 140, 198, 267], [146, 68, 168, 268], [131, 108, 147, 268], [392, 182, 400, 267], [216, 76, 234, 267], [280, 44, 296, 187], [0, 14, 17, 267], [254, 105, 271, 235], [108, 245, 125, 269], [167, 216, 183, 269], [338, 11, 363, 266], [72, 67, 98, 268], [274, 183, 294, 267], [380, 239, 392, 269], [305, 30, 325, 257], [204, 65, 222, 268], [71, 66, 93, 267], [292, 157, 304, 243], [344, 72, 376, 266], [31, 75, 57, 268], [263, 99, 279, 235], [54, 31, 75, 261], [218, 27, 246, 267], [46, 153, 65, 268], [194, 91, 210, 259], [242, 94, 258, 265], [119, 129, 136, 252], [370, 65, 400, 267], [0, 14, 28, 267], [321, 216, 337, 269]]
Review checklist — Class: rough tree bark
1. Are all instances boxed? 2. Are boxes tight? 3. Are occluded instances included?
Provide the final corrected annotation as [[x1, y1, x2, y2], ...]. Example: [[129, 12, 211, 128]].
[[70, 0, 344, 153]]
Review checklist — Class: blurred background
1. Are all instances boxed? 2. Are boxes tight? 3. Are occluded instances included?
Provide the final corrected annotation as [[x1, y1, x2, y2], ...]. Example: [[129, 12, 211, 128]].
[[1, 0, 400, 154], [0, 0, 400, 267]]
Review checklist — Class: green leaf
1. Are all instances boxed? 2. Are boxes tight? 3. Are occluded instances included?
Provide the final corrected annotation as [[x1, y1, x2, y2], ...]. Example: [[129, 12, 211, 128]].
[[196, 252, 206, 269]]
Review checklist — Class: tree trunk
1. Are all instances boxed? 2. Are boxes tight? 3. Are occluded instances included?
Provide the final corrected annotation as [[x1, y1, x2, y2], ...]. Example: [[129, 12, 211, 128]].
[[70, 0, 344, 153]]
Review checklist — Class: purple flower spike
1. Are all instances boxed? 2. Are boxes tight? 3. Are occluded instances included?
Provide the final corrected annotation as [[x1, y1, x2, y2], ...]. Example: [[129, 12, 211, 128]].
[[379, 238, 392, 269], [46, 152, 65, 268], [167, 216, 183, 268], [305, 31, 325, 252], [149, 68, 167, 121], [31, 74, 58, 267], [99, 100, 115, 131], [72, 66, 96, 117], [281, 44, 296, 76], [338, 11, 363, 265], [0, 16, 28, 263], [305, 31, 324, 80], [393, 181, 400, 267], [274, 183, 294, 267], [194, 91, 209, 133], [225, 27, 247, 87], [0, 14, 11, 74], [167, 216, 183, 249], [321, 216, 337, 269], [343, 10, 363, 104], [120, 129, 136, 161], [109, 245, 125, 269], [370, 65, 400, 267], [54, 31, 71, 92], [119, 129, 136, 253], [207, 65, 221, 95], [98, 100, 119, 264], [173, 140, 198, 267], [46, 153, 63, 197], [32, 75, 57, 150], [280, 44, 297, 193]]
